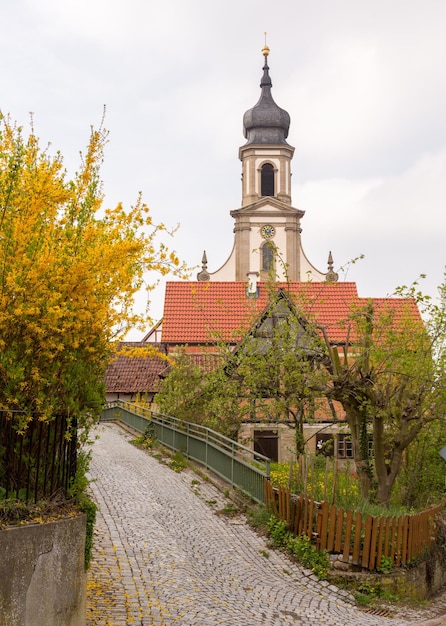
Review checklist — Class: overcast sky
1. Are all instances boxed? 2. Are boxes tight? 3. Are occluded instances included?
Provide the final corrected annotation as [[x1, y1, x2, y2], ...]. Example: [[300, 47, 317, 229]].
[[2, 0, 445, 335]]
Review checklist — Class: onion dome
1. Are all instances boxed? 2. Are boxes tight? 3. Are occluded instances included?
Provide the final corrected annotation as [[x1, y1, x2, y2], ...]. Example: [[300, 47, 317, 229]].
[[243, 46, 291, 145]]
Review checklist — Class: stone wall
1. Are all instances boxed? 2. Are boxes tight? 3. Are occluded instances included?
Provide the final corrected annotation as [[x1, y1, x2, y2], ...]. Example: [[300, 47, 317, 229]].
[[330, 548, 446, 602], [0, 514, 87, 626], [238, 421, 345, 463], [390, 551, 446, 600]]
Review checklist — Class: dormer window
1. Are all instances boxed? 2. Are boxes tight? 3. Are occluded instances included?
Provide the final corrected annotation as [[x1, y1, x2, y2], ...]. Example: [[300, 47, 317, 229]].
[[261, 163, 275, 196]]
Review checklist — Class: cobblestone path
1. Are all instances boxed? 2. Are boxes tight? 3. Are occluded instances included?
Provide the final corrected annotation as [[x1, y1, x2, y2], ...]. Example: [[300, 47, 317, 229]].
[[86, 423, 444, 626]]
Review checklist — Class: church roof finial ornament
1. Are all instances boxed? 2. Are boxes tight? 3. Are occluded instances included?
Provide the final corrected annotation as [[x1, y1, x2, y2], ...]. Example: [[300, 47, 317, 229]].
[[197, 250, 210, 281], [262, 31, 270, 58], [325, 251, 339, 283], [242, 38, 291, 146]]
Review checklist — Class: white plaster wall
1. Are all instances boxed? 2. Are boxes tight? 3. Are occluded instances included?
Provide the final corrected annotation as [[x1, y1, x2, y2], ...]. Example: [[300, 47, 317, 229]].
[[299, 247, 326, 282], [209, 240, 237, 281]]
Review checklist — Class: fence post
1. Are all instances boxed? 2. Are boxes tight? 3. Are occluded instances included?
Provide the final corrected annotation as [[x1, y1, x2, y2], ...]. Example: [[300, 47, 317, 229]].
[[343, 509, 353, 561], [318, 501, 330, 550], [352, 512, 362, 565]]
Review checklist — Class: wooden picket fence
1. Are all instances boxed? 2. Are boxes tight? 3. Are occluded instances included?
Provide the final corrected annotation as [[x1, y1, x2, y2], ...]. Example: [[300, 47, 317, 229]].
[[264, 479, 442, 570]]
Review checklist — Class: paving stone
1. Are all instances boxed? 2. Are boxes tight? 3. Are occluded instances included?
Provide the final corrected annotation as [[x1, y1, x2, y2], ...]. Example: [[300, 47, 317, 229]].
[[86, 423, 446, 625]]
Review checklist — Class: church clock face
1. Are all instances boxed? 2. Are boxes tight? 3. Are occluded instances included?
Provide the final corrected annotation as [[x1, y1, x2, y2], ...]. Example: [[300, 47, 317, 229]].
[[260, 224, 275, 239]]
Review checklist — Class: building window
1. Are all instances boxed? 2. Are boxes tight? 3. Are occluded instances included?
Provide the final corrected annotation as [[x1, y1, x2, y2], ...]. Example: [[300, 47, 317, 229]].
[[337, 434, 354, 459], [262, 241, 275, 272], [261, 163, 275, 196], [316, 433, 354, 459]]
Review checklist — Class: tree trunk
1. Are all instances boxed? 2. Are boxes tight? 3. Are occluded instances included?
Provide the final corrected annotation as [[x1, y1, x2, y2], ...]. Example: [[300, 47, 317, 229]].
[[373, 407, 425, 506], [344, 404, 372, 501], [375, 445, 404, 506], [354, 458, 372, 500], [291, 407, 305, 456]]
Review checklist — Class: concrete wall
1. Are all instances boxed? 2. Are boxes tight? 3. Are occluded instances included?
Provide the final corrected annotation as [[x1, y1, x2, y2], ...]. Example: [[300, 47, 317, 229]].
[[0, 514, 87, 626]]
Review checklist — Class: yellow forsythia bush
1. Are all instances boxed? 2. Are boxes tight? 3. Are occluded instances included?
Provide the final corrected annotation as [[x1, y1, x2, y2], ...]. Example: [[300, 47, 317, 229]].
[[0, 115, 187, 430]]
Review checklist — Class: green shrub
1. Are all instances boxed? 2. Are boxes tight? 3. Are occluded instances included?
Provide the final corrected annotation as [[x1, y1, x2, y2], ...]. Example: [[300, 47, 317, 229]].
[[267, 516, 288, 547], [377, 555, 393, 574], [285, 533, 330, 579], [131, 423, 156, 450], [69, 450, 97, 570], [78, 493, 97, 570], [266, 515, 330, 579]]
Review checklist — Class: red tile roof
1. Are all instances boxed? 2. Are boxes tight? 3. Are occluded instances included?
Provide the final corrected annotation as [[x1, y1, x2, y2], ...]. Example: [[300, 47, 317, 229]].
[[105, 342, 168, 393], [361, 297, 421, 319], [162, 281, 411, 344], [355, 297, 422, 341], [161, 281, 422, 345]]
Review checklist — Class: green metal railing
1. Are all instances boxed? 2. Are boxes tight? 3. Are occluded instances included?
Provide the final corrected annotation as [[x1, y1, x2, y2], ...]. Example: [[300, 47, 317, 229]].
[[101, 400, 270, 504]]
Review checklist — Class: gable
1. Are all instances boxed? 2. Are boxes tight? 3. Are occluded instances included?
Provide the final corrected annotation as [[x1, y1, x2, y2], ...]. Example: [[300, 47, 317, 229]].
[[230, 196, 304, 218], [233, 289, 327, 361]]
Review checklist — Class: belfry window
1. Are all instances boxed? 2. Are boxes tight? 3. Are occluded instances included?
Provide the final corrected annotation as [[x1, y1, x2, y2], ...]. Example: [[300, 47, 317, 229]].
[[261, 163, 275, 196]]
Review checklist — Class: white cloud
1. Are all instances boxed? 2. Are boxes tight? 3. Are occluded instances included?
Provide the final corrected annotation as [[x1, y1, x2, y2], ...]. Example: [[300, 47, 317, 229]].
[[298, 147, 446, 300], [1, 0, 445, 333], [288, 41, 382, 157]]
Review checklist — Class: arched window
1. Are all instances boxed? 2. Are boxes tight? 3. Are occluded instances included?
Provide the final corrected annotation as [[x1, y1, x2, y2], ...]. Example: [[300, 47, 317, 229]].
[[262, 241, 275, 272], [261, 163, 275, 196]]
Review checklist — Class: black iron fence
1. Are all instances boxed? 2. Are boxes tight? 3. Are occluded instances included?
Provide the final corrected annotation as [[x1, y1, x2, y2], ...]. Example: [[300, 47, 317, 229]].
[[0, 411, 77, 504]]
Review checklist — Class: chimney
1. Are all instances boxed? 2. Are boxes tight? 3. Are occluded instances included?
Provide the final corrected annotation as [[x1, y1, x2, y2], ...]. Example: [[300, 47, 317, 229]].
[[246, 271, 259, 298]]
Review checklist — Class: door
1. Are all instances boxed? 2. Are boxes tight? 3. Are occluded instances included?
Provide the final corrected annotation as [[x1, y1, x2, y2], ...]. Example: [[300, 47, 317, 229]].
[[254, 429, 278, 462]]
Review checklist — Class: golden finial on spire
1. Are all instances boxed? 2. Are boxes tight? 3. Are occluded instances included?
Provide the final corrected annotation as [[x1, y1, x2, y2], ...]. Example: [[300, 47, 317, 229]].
[[262, 31, 270, 57]]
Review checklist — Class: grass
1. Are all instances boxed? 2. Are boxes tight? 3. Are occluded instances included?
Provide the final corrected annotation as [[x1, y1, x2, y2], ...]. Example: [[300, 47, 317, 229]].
[[218, 502, 238, 517], [269, 459, 416, 516], [168, 451, 187, 473], [246, 504, 271, 532], [269, 458, 360, 508]]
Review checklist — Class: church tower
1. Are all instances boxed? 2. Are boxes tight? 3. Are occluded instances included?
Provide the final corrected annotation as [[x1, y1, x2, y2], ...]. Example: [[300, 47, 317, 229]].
[[198, 47, 333, 284]]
